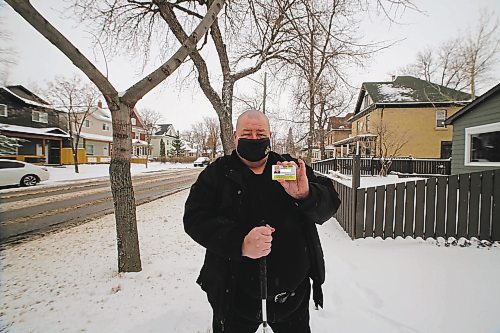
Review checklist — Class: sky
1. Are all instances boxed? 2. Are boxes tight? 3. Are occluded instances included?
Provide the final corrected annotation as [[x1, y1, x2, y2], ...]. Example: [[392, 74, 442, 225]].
[[1, 0, 499, 133]]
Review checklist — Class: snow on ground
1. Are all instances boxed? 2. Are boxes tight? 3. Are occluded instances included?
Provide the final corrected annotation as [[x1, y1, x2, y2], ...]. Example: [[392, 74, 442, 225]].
[[327, 171, 425, 188], [43, 162, 196, 184], [0, 162, 197, 194], [1, 190, 500, 333]]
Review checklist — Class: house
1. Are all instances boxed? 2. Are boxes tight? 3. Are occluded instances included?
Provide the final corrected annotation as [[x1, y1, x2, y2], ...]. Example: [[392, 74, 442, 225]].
[[150, 124, 177, 158], [342, 76, 471, 158], [0, 85, 69, 164], [296, 113, 354, 161], [130, 109, 149, 157], [445, 82, 500, 175], [70, 100, 113, 163], [324, 113, 353, 158]]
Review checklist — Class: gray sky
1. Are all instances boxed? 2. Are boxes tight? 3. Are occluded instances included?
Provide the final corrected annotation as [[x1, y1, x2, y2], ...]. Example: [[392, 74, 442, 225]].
[[1, 0, 499, 133]]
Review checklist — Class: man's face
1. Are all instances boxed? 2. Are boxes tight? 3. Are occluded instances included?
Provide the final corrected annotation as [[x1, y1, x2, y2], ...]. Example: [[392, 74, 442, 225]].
[[233, 115, 271, 146], [233, 114, 271, 167]]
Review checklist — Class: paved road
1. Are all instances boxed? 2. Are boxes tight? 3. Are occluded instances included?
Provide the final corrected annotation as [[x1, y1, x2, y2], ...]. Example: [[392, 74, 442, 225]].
[[0, 169, 201, 245]]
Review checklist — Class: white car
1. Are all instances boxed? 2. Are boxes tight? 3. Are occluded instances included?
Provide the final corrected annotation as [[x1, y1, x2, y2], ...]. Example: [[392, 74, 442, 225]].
[[193, 156, 210, 167], [0, 159, 50, 187]]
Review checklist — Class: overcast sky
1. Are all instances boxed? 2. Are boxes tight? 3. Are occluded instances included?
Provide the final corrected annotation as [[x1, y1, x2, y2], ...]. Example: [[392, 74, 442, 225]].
[[1, 0, 499, 133]]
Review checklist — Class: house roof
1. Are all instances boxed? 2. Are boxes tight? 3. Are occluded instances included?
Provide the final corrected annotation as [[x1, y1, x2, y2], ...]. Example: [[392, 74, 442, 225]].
[[1, 86, 57, 110], [75, 106, 112, 122], [353, 76, 472, 119], [79, 132, 113, 142], [327, 113, 353, 130], [154, 124, 175, 136], [445, 82, 500, 125], [6, 85, 50, 105], [0, 123, 70, 138], [364, 76, 471, 104]]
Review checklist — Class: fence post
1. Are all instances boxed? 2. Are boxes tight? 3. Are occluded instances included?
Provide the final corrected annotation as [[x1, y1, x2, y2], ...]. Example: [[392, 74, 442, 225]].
[[352, 154, 360, 189], [351, 154, 361, 239]]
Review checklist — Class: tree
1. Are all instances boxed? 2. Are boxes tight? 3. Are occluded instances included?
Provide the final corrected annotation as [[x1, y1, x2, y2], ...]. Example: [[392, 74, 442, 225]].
[[400, 11, 499, 99], [374, 120, 409, 176], [159, 138, 166, 163], [0, 14, 16, 83], [5, 0, 225, 272], [315, 83, 353, 160], [159, 0, 302, 154], [138, 108, 162, 168], [0, 133, 26, 155], [45, 75, 101, 173], [284, 127, 296, 156], [169, 132, 185, 157], [277, 0, 394, 163], [204, 117, 221, 158]]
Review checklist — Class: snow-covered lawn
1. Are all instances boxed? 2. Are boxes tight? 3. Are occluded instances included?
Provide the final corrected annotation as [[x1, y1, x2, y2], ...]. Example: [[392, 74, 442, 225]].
[[44, 162, 196, 184], [326, 171, 426, 188], [0, 162, 197, 193], [1, 190, 499, 333]]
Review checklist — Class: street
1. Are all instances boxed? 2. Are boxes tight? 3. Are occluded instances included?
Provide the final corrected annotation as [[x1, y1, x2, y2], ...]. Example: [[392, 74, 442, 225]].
[[0, 168, 201, 244]]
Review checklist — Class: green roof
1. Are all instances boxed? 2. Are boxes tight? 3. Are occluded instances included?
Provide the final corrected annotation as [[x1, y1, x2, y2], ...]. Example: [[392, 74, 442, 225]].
[[363, 76, 471, 104]]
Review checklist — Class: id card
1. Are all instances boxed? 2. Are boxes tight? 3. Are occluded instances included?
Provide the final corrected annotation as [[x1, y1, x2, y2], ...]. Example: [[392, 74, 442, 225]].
[[272, 165, 297, 181]]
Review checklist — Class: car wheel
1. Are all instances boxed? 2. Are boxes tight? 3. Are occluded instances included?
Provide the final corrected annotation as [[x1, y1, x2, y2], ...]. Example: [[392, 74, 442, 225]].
[[21, 174, 39, 187]]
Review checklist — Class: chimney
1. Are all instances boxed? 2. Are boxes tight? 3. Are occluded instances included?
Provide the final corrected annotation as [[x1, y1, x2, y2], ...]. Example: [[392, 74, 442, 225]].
[[391, 75, 396, 81], [98, 100, 103, 109]]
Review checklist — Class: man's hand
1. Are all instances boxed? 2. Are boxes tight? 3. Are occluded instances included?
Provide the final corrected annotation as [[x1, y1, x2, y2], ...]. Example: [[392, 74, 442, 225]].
[[276, 159, 309, 200], [242, 225, 275, 259]]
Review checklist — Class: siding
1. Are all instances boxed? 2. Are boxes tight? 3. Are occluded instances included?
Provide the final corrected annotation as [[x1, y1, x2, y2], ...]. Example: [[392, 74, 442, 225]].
[[0, 90, 67, 130], [451, 92, 500, 174], [354, 106, 461, 158]]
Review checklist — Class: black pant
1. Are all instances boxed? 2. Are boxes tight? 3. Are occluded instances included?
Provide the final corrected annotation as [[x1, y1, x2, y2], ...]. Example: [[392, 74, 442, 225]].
[[212, 279, 311, 333]]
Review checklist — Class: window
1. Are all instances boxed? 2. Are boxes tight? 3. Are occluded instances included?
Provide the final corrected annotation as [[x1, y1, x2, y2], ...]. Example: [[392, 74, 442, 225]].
[[365, 114, 370, 131], [436, 109, 447, 128], [135, 132, 140, 140], [465, 122, 500, 166], [102, 123, 110, 131], [0, 104, 7, 117], [83, 119, 90, 128], [363, 94, 371, 109], [86, 144, 94, 155], [32, 111, 49, 123], [131, 118, 137, 126], [0, 160, 24, 169]]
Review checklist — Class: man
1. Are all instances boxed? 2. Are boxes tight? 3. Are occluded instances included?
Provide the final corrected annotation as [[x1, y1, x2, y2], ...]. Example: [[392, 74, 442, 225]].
[[184, 109, 340, 333]]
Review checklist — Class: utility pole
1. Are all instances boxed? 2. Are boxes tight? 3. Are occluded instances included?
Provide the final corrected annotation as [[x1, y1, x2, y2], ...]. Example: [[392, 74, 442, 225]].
[[262, 72, 267, 114]]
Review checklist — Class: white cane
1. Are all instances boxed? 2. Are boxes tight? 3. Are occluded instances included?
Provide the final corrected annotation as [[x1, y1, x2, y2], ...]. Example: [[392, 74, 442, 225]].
[[259, 257, 269, 332]]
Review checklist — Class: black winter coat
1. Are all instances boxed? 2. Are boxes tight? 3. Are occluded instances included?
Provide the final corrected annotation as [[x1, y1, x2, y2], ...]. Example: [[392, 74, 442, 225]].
[[183, 151, 340, 324]]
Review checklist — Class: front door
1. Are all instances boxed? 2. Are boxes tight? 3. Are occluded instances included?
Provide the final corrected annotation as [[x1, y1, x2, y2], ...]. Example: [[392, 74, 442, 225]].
[[47, 140, 61, 165]]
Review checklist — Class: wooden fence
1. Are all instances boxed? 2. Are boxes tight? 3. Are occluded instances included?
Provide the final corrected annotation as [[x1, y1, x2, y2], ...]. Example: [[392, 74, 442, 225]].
[[314, 158, 500, 241], [313, 157, 451, 176]]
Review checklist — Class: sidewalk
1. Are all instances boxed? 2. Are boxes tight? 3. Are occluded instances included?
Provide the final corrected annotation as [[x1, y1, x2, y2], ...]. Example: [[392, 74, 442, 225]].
[[1, 190, 499, 333]]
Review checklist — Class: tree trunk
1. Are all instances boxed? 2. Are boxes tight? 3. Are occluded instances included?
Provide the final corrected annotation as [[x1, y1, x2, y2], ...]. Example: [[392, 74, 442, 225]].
[[319, 128, 326, 160], [72, 137, 80, 173], [218, 107, 234, 155], [306, 84, 315, 164], [109, 100, 141, 272], [470, 67, 476, 100]]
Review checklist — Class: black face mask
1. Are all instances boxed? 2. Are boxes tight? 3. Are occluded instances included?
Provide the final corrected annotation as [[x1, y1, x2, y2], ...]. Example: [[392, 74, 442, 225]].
[[237, 137, 271, 162]]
